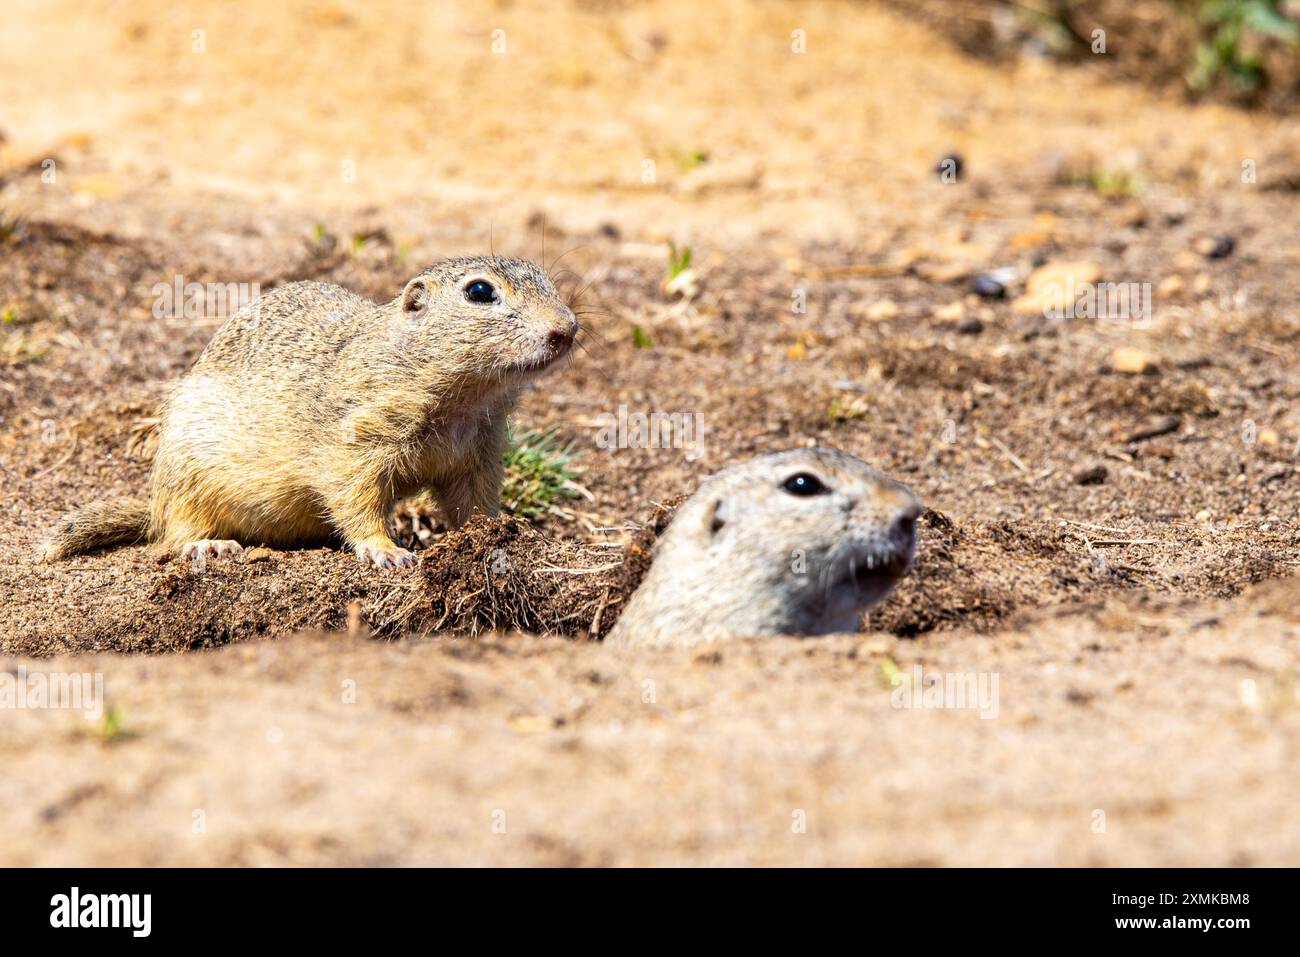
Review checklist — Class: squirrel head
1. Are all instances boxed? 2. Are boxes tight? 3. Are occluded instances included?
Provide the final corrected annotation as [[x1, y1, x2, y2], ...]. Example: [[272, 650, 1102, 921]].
[[396, 256, 579, 384], [657, 448, 923, 635]]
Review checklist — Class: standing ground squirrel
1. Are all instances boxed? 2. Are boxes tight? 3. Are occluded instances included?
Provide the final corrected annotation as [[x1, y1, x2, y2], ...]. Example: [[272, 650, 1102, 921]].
[[42, 256, 579, 568], [605, 448, 921, 649]]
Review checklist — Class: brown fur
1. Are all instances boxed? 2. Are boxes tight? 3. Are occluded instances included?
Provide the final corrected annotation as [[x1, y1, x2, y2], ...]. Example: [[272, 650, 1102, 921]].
[[42, 257, 578, 567]]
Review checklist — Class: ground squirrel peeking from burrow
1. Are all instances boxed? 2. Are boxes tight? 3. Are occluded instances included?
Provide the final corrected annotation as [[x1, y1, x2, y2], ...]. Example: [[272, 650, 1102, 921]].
[[41, 256, 580, 569], [604, 448, 921, 649]]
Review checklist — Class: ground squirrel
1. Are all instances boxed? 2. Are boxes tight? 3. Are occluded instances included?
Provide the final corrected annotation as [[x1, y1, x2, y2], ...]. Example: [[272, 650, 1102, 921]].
[[605, 448, 921, 649], [42, 256, 579, 568]]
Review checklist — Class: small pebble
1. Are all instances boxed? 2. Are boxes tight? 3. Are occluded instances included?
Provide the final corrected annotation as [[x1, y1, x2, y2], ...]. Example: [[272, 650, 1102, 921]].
[[866, 300, 900, 321], [1073, 465, 1108, 486], [1145, 442, 1175, 460], [1127, 414, 1180, 443], [1112, 347, 1153, 374], [956, 316, 984, 335], [1156, 275, 1184, 297], [934, 301, 964, 321], [1118, 204, 1147, 228], [971, 274, 1006, 299], [1196, 235, 1236, 259]]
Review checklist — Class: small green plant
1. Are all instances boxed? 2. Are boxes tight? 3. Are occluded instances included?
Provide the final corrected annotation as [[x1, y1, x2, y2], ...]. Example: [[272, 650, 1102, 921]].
[[0, 327, 49, 366], [630, 324, 653, 349], [671, 148, 709, 172], [0, 208, 27, 243], [501, 428, 585, 519], [1089, 168, 1143, 198], [1, 307, 19, 325], [828, 393, 871, 422], [878, 655, 904, 689], [666, 241, 692, 281], [100, 706, 125, 742], [1012, 3, 1078, 55], [1188, 0, 1299, 92]]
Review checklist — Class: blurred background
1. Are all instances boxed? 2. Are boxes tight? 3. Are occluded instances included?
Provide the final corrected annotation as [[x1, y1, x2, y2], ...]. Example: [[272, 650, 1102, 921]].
[[3, 0, 1298, 248]]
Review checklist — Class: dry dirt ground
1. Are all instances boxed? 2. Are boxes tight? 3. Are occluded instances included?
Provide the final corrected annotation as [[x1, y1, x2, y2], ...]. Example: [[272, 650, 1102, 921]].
[[1, 0, 1298, 865]]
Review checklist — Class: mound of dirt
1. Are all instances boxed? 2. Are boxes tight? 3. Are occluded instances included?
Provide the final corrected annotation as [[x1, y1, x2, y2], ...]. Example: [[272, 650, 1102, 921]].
[[870, 507, 1299, 637], [13, 487, 1294, 658], [7, 516, 631, 657], [397, 515, 632, 639]]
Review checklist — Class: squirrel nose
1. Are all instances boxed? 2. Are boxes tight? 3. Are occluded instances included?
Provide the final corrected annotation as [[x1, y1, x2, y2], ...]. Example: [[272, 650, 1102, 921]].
[[890, 501, 922, 546], [547, 323, 576, 356]]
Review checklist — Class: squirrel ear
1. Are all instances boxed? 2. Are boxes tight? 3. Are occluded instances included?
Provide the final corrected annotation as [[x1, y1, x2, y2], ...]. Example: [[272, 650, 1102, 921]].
[[402, 277, 431, 314], [704, 498, 729, 536]]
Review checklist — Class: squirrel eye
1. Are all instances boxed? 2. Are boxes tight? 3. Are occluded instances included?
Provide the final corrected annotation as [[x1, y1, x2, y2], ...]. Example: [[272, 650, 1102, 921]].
[[465, 280, 496, 304], [782, 472, 827, 496]]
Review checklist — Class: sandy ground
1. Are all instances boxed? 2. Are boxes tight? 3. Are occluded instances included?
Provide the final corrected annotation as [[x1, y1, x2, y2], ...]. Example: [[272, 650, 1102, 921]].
[[5, 575, 1300, 867], [1, 0, 1298, 865]]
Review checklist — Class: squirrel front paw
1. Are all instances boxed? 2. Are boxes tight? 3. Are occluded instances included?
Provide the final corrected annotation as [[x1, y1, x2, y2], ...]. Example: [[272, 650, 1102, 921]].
[[354, 540, 416, 570]]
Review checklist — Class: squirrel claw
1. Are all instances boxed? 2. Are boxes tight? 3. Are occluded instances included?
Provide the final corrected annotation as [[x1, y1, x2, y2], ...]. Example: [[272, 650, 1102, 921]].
[[180, 539, 244, 561], [355, 542, 416, 570]]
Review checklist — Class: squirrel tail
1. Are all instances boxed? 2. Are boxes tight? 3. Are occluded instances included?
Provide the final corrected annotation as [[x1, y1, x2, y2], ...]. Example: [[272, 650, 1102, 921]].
[[40, 499, 151, 561]]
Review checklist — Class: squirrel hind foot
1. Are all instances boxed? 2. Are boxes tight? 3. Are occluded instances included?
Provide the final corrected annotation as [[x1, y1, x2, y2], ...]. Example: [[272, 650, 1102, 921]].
[[178, 539, 245, 563]]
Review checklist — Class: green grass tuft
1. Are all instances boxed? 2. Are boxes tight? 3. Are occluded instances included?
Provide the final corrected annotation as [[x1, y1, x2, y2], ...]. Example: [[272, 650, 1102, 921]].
[[1189, 0, 1299, 92], [1089, 168, 1144, 198], [878, 655, 904, 689], [666, 241, 693, 281], [501, 428, 585, 520], [100, 706, 125, 742], [671, 148, 709, 173], [0, 210, 23, 243]]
